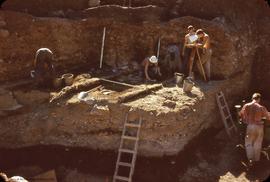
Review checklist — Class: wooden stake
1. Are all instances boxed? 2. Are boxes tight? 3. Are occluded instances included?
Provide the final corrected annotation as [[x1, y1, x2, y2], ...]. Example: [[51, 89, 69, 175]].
[[100, 27, 106, 69], [157, 37, 161, 59], [196, 47, 207, 81]]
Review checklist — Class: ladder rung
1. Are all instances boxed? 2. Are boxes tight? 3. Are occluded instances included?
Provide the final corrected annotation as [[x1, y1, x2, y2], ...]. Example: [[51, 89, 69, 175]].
[[122, 135, 138, 141], [125, 123, 141, 128], [119, 149, 136, 154], [118, 162, 132, 167], [114, 175, 130, 181]]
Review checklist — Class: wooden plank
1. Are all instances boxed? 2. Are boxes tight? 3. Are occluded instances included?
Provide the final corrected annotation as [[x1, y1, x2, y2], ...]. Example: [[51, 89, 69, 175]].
[[118, 84, 162, 103], [119, 162, 132, 167], [119, 149, 135, 154], [50, 78, 100, 103], [122, 136, 138, 141], [114, 175, 129, 181], [100, 78, 136, 88], [100, 27, 106, 69], [125, 123, 140, 128]]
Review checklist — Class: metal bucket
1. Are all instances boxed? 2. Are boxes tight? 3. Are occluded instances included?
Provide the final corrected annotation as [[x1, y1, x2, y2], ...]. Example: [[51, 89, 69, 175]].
[[53, 77, 63, 88], [183, 79, 194, 93], [175, 73, 184, 87], [62, 73, 74, 86]]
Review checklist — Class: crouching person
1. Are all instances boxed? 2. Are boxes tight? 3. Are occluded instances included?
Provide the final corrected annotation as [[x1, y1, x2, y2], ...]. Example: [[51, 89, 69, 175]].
[[141, 55, 162, 82], [30, 48, 55, 88]]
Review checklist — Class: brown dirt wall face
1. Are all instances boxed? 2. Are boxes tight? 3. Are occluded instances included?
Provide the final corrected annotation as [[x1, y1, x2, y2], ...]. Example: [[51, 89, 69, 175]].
[[0, 0, 269, 88], [2, 0, 90, 16], [251, 17, 270, 99], [0, 8, 259, 83]]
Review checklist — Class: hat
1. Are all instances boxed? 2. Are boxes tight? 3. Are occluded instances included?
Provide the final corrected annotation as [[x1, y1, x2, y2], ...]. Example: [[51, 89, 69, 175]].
[[149, 56, 158, 64], [196, 29, 204, 35], [187, 25, 194, 30]]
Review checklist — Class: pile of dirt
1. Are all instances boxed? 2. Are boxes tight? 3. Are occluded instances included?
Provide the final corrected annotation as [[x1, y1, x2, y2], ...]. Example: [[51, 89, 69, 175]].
[[0, 71, 249, 157]]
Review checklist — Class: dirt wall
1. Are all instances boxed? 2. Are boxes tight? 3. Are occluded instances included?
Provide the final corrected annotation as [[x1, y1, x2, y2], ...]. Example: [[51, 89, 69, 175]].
[[251, 16, 270, 99], [1, 0, 269, 96], [0, 6, 260, 83]]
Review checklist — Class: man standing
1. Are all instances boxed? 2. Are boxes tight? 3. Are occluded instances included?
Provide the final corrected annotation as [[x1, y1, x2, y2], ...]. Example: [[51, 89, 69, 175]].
[[195, 29, 212, 81], [240, 93, 270, 164], [182, 25, 197, 77], [31, 48, 55, 87]]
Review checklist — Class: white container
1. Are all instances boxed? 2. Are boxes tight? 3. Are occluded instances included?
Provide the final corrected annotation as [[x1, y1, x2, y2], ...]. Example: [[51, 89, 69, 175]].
[[62, 73, 74, 86], [183, 79, 194, 93], [175, 72, 184, 87]]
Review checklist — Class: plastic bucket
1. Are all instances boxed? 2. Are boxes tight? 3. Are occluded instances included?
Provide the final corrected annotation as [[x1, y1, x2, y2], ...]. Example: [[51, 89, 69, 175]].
[[53, 77, 63, 88], [183, 79, 194, 93], [62, 73, 74, 86], [175, 73, 184, 87]]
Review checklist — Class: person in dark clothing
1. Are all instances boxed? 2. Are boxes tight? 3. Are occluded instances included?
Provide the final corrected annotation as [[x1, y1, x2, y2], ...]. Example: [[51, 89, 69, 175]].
[[164, 45, 182, 76], [30, 48, 55, 88]]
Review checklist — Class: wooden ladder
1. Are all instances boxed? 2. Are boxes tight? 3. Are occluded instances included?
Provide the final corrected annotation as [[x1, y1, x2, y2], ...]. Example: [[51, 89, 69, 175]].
[[216, 91, 237, 137], [113, 113, 142, 182]]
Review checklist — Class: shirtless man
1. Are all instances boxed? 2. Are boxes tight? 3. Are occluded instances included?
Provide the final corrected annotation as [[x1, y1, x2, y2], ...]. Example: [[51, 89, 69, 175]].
[[182, 25, 198, 77], [141, 55, 162, 81], [195, 29, 212, 81], [240, 93, 270, 165]]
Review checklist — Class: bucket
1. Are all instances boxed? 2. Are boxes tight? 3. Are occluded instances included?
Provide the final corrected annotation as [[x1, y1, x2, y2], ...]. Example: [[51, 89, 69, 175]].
[[62, 73, 74, 86], [53, 77, 63, 88], [183, 79, 194, 93], [175, 73, 184, 87]]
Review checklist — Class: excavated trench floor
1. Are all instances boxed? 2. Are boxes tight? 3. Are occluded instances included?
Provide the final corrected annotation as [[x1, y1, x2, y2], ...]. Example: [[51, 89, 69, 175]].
[[0, 128, 269, 182]]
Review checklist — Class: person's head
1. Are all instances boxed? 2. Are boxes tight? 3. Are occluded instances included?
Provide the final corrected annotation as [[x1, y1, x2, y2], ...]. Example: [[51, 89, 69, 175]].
[[252, 93, 261, 103], [149, 55, 158, 65], [0, 173, 8, 182], [187, 25, 195, 33], [196, 29, 205, 38]]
